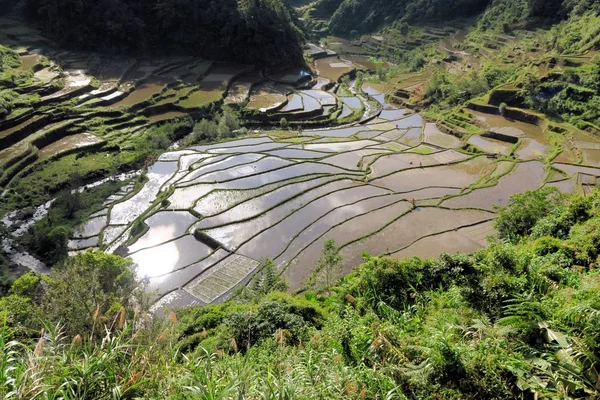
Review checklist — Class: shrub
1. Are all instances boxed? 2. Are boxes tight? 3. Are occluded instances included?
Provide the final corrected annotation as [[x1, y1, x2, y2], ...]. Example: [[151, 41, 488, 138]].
[[495, 187, 565, 242], [41, 252, 141, 338], [9, 271, 40, 298]]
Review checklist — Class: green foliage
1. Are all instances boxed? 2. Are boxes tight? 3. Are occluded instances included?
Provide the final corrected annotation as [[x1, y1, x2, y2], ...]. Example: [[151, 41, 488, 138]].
[[9, 272, 40, 298], [3, 190, 600, 397], [242, 258, 288, 300], [25, 0, 305, 66], [0, 294, 40, 339], [495, 186, 566, 243], [0, 46, 20, 73], [522, 62, 600, 127], [305, 238, 343, 293], [183, 107, 242, 146], [280, 116, 289, 128], [327, 0, 489, 34], [41, 252, 142, 338], [22, 180, 127, 265]]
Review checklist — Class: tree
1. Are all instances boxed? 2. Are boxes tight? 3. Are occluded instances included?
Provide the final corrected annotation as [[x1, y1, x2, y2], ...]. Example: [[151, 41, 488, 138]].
[[280, 117, 289, 128], [219, 106, 241, 131], [376, 65, 387, 81], [499, 102, 508, 116], [306, 239, 343, 294], [247, 258, 288, 299], [41, 252, 144, 338], [495, 187, 565, 243]]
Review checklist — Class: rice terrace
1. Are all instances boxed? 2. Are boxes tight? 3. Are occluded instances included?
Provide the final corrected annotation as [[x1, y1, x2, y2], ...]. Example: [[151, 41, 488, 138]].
[[1, 9, 599, 310], [2, 0, 600, 397]]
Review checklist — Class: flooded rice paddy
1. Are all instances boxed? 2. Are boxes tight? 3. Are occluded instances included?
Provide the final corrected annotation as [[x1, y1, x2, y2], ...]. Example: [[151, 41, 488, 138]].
[[62, 82, 600, 308], [5, 26, 596, 309]]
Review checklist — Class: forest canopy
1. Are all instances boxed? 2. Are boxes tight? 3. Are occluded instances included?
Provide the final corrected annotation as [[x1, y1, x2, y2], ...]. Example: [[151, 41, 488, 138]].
[[20, 0, 305, 66], [319, 0, 599, 34]]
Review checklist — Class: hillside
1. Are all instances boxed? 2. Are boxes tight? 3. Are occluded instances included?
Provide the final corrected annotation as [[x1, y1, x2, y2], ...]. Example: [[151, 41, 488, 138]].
[[8, 0, 305, 66], [2, 0, 600, 398], [2, 189, 600, 398], [301, 0, 598, 35]]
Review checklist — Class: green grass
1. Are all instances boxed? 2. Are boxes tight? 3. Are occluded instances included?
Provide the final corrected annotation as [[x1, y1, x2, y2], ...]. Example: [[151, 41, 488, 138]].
[[178, 86, 224, 110]]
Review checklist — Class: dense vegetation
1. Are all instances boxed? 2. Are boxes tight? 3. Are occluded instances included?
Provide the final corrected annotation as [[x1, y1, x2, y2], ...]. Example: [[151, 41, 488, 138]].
[[327, 0, 489, 34], [2, 188, 600, 398], [305, 0, 600, 35], [16, 0, 305, 66]]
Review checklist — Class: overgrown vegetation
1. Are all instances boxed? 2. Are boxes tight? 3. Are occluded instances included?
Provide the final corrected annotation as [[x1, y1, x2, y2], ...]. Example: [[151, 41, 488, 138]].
[[19, 0, 305, 66], [2, 188, 600, 398], [183, 106, 244, 146], [20, 179, 129, 265]]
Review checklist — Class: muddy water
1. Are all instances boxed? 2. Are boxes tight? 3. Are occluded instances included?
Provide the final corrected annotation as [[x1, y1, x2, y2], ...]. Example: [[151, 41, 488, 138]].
[[468, 135, 512, 155], [343, 55, 389, 71], [234, 184, 391, 260], [193, 176, 317, 217], [580, 149, 600, 166], [305, 140, 378, 152], [339, 208, 493, 271], [472, 111, 543, 138], [73, 216, 107, 238], [424, 123, 461, 148], [282, 197, 411, 288], [472, 110, 552, 159], [554, 163, 600, 177], [300, 93, 321, 112], [516, 138, 549, 159], [19, 54, 39, 71], [303, 90, 336, 106], [379, 109, 408, 121], [38, 133, 103, 159], [277, 195, 408, 265], [395, 114, 423, 129], [147, 111, 187, 123], [203, 180, 361, 250], [392, 231, 482, 260], [305, 125, 365, 138], [169, 162, 359, 209], [208, 142, 288, 154], [371, 156, 494, 192], [315, 57, 353, 81], [265, 149, 328, 159], [443, 161, 545, 210], [0, 115, 44, 141], [191, 137, 272, 152], [196, 176, 341, 230], [187, 157, 293, 184], [322, 149, 386, 170], [68, 236, 99, 250], [398, 127, 422, 146], [146, 249, 229, 297], [109, 80, 168, 107], [179, 153, 264, 185], [338, 105, 353, 119], [109, 161, 178, 225], [370, 153, 441, 177]]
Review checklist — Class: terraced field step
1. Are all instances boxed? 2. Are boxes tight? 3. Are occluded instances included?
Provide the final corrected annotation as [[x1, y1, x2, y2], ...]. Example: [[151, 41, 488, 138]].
[[184, 254, 260, 303]]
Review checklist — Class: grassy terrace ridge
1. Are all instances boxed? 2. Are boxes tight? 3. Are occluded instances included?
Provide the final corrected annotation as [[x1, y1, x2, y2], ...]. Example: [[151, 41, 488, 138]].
[[2, 188, 600, 398]]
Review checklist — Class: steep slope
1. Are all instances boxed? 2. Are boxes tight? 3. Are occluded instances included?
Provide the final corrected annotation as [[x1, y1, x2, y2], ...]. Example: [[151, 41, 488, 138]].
[[20, 0, 305, 66]]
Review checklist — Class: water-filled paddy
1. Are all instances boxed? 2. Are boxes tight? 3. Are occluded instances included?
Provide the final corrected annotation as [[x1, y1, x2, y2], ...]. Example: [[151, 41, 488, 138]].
[[56, 69, 594, 309], [109, 79, 169, 107]]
